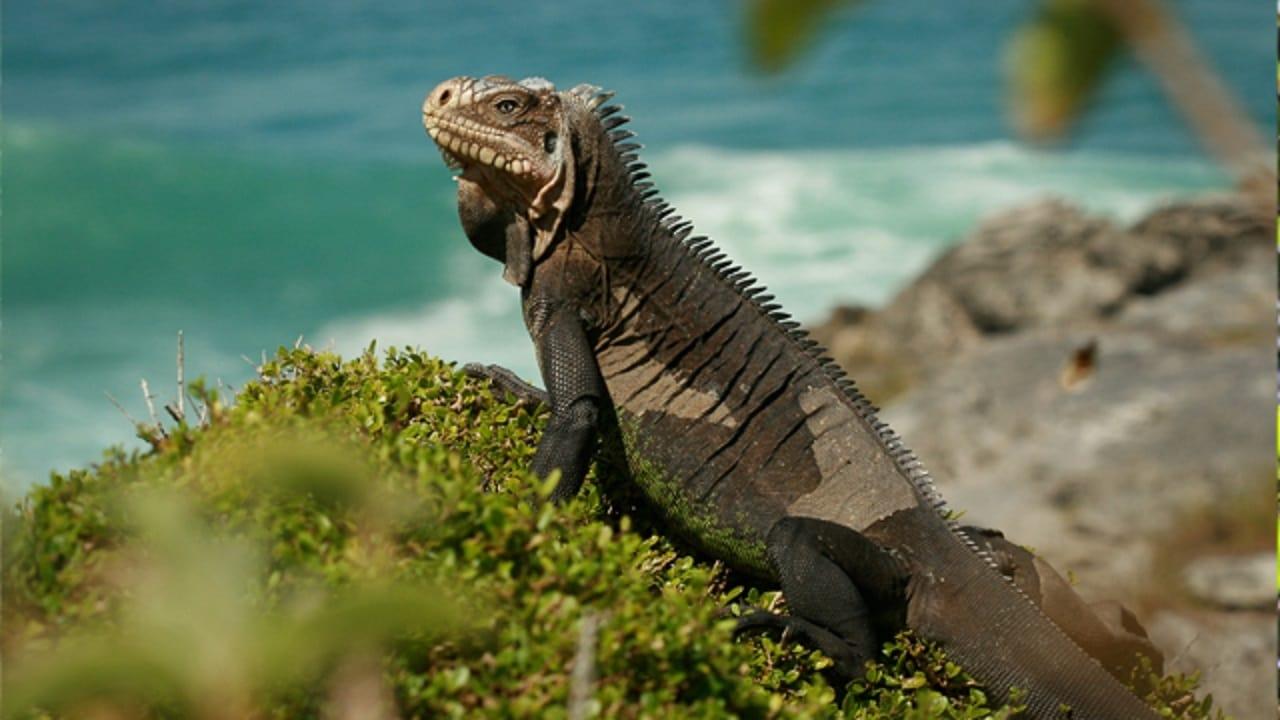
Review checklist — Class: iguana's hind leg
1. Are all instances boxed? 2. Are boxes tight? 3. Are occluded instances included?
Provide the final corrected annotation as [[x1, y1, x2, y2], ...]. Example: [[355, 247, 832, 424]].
[[736, 516, 904, 678], [733, 610, 865, 671], [960, 525, 1164, 682]]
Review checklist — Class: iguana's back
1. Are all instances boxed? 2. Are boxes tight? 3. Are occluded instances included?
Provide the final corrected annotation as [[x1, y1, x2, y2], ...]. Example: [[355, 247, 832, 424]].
[[587, 201, 946, 578]]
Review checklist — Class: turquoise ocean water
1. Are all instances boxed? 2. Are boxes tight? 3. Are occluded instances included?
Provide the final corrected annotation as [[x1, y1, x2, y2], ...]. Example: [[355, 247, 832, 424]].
[[2, 1, 1271, 490]]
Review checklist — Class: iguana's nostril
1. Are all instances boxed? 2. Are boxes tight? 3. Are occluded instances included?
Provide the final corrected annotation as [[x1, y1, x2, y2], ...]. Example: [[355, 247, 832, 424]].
[[427, 77, 475, 113]]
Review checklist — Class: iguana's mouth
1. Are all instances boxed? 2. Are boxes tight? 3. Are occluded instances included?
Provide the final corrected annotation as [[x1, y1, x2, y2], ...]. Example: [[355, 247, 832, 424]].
[[439, 147, 465, 173], [431, 142, 478, 183], [423, 113, 539, 179]]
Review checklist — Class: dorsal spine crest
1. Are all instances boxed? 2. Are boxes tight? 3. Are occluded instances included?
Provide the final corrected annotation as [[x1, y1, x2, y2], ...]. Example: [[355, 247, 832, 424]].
[[587, 88, 970, 535]]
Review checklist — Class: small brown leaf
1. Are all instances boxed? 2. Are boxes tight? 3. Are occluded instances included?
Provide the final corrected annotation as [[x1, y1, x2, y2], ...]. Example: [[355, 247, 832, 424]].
[[1059, 337, 1098, 392]]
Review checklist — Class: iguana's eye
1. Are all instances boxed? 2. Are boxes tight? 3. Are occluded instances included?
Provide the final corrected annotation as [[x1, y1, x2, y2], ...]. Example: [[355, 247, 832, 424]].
[[495, 98, 519, 114], [543, 132, 558, 154]]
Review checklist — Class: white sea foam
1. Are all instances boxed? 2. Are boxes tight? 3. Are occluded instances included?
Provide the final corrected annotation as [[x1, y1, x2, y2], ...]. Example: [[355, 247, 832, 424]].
[[0, 141, 1230, 492], [1, 301, 248, 492], [7, 140, 1225, 492], [319, 269, 534, 377], [314, 142, 1226, 383]]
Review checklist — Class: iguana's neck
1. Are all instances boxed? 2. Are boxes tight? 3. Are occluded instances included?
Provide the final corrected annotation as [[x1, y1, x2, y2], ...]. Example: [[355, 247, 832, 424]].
[[563, 130, 660, 254]]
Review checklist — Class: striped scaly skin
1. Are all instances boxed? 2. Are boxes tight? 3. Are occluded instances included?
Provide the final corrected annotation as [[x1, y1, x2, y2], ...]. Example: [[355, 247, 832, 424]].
[[422, 75, 1164, 719]]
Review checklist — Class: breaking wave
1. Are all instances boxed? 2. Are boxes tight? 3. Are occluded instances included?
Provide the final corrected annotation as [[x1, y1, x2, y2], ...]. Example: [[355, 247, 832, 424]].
[[1, 129, 1228, 489]]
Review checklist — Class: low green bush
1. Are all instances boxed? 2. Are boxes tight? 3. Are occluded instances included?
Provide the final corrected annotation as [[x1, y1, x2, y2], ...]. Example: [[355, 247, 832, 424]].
[[2, 347, 1222, 718]]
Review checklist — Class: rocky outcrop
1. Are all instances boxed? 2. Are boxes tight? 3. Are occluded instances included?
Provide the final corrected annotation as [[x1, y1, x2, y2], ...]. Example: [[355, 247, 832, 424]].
[[1182, 553, 1274, 611], [811, 196, 1272, 403], [810, 194, 1274, 719]]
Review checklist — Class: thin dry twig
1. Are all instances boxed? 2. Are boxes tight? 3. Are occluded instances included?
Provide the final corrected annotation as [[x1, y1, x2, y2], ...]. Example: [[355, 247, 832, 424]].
[[164, 403, 184, 425], [568, 611, 604, 720], [140, 378, 162, 428], [109, 391, 167, 448], [196, 395, 209, 427], [176, 330, 186, 420], [1167, 629, 1202, 670], [105, 392, 140, 426], [139, 377, 169, 440]]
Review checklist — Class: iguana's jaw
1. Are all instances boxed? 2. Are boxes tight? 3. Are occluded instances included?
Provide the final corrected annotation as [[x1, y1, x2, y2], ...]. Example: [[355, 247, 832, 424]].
[[422, 75, 567, 217]]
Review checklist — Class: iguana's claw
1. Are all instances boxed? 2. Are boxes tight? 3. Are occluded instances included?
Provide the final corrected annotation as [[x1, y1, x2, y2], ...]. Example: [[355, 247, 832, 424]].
[[733, 609, 872, 679], [463, 363, 550, 406]]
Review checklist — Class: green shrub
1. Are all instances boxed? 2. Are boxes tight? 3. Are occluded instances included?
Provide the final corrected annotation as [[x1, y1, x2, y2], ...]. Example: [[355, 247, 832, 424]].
[[2, 347, 1222, 718]]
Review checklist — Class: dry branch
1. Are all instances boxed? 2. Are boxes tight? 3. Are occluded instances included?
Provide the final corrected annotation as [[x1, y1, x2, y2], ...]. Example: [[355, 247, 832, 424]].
[[568, 611, 603, 720], [176, 330, 186, 421]]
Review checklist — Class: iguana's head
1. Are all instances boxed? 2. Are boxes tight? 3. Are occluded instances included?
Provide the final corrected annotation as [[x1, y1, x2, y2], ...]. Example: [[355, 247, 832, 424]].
[[423, 76, 615, 280]]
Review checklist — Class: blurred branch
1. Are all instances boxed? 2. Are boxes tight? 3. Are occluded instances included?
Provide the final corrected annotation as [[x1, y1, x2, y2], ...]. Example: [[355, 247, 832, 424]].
[[744, 0, 1273, 208], [324, 652, 397, 720], [140, 378, 161, 428], [1088, 0, 1274, 207], [568, 611, 604, 720], [175, 330, 186, 422]]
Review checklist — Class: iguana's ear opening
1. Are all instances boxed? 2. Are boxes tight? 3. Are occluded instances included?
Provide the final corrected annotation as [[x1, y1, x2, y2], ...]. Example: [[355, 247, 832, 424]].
[[528, 102, 575, 262]]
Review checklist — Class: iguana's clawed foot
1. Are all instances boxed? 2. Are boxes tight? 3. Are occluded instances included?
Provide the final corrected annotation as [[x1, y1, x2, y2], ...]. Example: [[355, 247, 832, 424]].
[[463, 363, 549, 407], [733, 609, 873, 679]]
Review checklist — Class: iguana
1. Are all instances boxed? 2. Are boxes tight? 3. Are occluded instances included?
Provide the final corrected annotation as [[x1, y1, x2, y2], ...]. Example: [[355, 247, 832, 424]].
[[421, 75, 1164, 718]]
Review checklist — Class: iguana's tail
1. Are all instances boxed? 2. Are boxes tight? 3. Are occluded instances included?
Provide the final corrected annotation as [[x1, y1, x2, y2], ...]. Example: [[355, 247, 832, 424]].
[[910, 530, 1160, 719]]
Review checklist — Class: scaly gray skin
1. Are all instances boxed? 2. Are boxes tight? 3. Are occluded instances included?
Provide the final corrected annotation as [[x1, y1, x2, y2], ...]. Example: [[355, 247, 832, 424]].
[[422, 75, 1164, 719]]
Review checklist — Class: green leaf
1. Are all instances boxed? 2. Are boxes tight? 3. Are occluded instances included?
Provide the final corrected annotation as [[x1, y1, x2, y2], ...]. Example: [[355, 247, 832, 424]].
[[1005, 0, 1123, 142], [744, 0, 864, 73]]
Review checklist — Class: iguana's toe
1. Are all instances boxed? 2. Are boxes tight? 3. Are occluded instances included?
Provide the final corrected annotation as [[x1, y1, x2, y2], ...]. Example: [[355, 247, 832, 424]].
[[463, 363, 549, 406], [733, 610, 873, 678]]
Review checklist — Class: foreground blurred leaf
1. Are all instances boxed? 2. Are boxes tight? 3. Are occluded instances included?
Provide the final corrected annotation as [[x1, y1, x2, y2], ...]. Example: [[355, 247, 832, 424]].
[[745, 0, 865, 72], [1006, 0, 1123, 141], [3, 491, 467, 720]]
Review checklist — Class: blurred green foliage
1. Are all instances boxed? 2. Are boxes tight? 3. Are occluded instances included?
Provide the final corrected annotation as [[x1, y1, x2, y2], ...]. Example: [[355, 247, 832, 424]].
[[745, 0, 1122, 143], [3, 347, 1220, 718], [745, 0, 865, 74], [1005, 0, 1121, 141]]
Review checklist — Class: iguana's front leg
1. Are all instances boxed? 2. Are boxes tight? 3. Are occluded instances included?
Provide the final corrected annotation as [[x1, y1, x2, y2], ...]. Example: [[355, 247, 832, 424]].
[[528, 305, 606, 502]]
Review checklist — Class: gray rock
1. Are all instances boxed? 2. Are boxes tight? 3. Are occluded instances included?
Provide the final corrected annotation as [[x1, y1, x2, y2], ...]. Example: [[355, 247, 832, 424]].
[[1115, 251, 1275, 344], [1183, 553, 1276, 611], [809, 195, 1271, 402], [1146, 609, 1276, 720], [883, 322, 1272, 600], [864, 199, 1275, 598], [809, 193, 1274, 713]]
